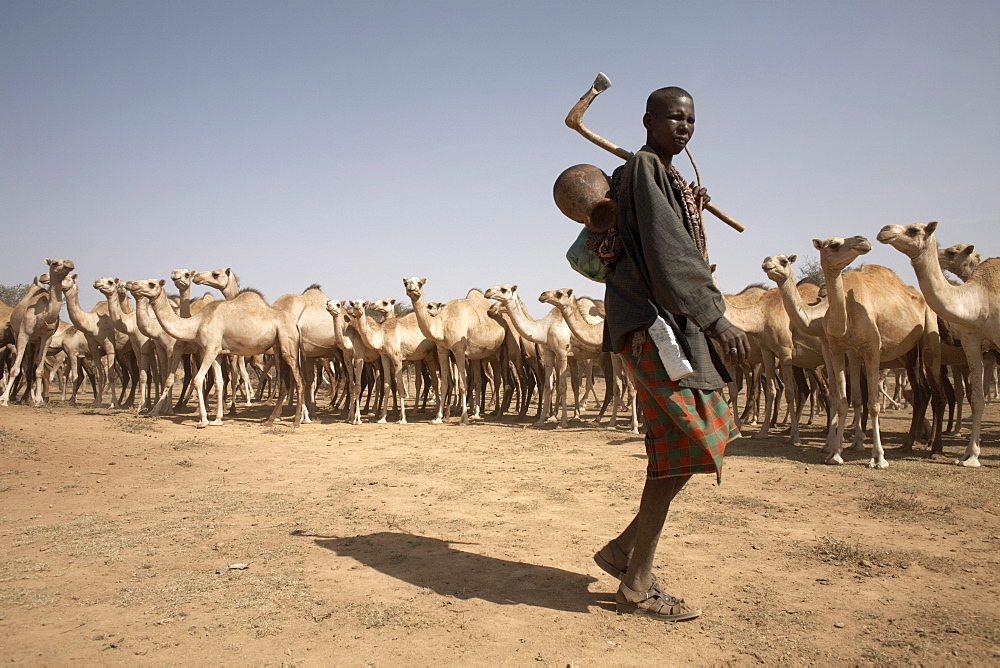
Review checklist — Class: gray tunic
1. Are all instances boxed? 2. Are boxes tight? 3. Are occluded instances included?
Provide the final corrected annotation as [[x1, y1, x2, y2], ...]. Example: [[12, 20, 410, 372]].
[[602, 146, 733, 390]]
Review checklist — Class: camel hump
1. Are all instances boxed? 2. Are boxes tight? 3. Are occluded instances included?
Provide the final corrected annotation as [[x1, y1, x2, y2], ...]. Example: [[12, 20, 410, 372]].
[[969, 257, 1000, 291]]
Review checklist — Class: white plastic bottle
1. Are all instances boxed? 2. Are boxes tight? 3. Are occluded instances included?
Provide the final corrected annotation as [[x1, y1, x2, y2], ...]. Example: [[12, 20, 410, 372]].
[[647, 317, 694, 380]]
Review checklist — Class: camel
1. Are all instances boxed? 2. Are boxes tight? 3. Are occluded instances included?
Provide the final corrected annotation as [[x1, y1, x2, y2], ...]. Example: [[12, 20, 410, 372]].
[[877, 221, 1000, 467], [94, 278, 159, 413], [763, 250, 943, 467], [939, 243, 982, 283], [343, 298, 438, 424], [484, 284, 578, 427], [538, 288, 639, 433], [192, 268, 255, 408], [723, 282, 827, 444], [809, 237, 943, 468], [61, 271, 137, 408], [1, 259, 75, 407], [403, 278, 506, 425], [137, 270, 217, 416], [126, 279, 303, 429], [325, 299, 382, 425]]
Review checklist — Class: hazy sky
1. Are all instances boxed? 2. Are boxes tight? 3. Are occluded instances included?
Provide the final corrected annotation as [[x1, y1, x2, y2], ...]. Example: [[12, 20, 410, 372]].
[[3, 1, 998, 316]]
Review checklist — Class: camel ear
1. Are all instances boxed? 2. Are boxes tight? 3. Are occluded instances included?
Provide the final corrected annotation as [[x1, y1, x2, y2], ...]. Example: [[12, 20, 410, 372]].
[[565, 288, 573, 296], [158, 279, 166, 287], [512, 285, 518, 292], [389, 299, 396, 306], [45, 258, 52, 265], [709, 263, 717, 274], [788, 255, 797, 264], [419, 278, 426, 286], [811, 239, 823, 250], [964, 245, 976, 255], [225, 268, 232, 275], [71, 273, 78, 280], [925, 221, 938, 235]]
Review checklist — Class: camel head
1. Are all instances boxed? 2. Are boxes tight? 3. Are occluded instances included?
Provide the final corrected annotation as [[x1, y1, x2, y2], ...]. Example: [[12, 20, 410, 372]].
[[938, 243, 981, 281], [876, 221, 938, 260], [538, 288, 573, 309], [761, 254, 797, 285], [368, 298, 397, 319], [45, 258, 75, 280], [57, 272, 80, 295], [126, 279, 166, 301], [171, 269, 196, 289], [324, 299, 343, 316], [94, 277, 119, 296], [345, 300, 367, 319], [192, 268, 235, 290], [402, 277, 427, 298], [484, 284, 518, 304], [426, 301, 444, 317], [812, 236, 871, 272]]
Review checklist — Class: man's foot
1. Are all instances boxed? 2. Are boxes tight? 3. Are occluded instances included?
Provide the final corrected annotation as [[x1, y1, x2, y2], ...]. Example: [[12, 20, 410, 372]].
[[593, 540, 630, 579], [615, 581, 701, 621]]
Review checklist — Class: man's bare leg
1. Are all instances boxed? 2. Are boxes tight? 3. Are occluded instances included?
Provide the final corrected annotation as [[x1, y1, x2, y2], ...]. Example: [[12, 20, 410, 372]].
[[621, 475, 690, 591], [596, 475, 690, 587]]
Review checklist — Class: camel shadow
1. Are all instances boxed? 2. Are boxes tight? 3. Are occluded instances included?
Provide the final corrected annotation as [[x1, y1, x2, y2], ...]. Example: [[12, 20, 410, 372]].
[[298, 530, 609, 613]]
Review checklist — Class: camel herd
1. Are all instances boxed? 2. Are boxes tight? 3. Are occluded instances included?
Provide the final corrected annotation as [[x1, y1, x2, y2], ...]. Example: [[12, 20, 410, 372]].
[[1, 221, 996, 469]]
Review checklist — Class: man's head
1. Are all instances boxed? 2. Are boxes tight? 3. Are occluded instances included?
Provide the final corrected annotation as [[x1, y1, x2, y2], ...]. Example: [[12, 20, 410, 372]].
[[643, 87, 695, 159]]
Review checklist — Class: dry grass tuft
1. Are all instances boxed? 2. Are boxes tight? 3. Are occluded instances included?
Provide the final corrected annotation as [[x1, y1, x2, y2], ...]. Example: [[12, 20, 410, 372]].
[[814, 535, 911, 569], [351, 601, 430, 629], [114, 416, 158, 433], [857, 489, 951, 519]]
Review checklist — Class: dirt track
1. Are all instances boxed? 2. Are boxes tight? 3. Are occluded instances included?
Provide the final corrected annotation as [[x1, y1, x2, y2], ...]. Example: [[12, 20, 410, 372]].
[[0, 397, 998, 665]]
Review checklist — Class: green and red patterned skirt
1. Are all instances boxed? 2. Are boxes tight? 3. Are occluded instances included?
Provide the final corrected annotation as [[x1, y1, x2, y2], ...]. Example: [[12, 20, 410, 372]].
[[622, 337, 738, 484]]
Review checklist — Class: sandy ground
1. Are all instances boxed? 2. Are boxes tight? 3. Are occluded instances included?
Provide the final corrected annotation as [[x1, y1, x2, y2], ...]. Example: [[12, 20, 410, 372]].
[[0, 389, 998, 665]]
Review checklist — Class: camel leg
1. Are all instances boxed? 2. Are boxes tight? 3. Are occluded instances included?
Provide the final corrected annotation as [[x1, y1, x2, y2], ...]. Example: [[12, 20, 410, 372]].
[[375, 356, 392, 424], [844, 353, 867, 451], [394, 360, 408, 424], [432, 347, 450, 424], [957, 337, 984, 467], [534, 350, 555, 427], [863, 352, 888, 469], [824, 348, 849, 464], [453, 346, 471, 425], [753, 355, 778, 440]]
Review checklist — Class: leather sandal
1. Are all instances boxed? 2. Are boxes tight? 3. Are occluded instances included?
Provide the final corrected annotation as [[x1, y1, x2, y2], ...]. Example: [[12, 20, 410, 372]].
[[615, 580, 702, 621]]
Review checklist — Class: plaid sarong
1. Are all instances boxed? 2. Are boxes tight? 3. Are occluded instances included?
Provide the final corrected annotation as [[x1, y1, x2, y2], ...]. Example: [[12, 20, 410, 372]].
[[623, 336, 737, 483]]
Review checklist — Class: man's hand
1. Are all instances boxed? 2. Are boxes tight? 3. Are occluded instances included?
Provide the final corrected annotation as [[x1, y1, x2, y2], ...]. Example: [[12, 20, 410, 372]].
[[716, 325, 750, 366], [690, 182, 711, 207]]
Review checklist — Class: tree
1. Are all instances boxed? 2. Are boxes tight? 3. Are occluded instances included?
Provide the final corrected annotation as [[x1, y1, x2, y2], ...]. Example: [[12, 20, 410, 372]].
[[0, 283, 30, 307]]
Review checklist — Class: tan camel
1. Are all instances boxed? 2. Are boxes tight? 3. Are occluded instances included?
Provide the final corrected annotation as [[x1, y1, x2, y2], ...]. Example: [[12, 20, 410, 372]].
[[484, 284, 577, 427], [324, 299, 382, 425], [877, 221, 1000, 467], [127, 279, 303, 429], [1, 260, 75, 406], [809, 236, 943, 469], [1, 277, 52, 405], [344, 298, 439, 424], [61, 272, 135, 408], [538, 288, 639, 433], [192, 268, 255, 408], [95, 278, 162, 414], [403, 278, 506, 425], [138, 270, 216, 416], [939, 243, 982, 283], [723, 282, 827, 445]]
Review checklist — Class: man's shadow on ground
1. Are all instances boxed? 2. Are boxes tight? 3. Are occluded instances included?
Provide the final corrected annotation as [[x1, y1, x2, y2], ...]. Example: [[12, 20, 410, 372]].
[[296, 530, 610, 613]]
